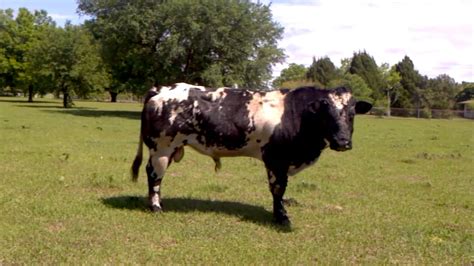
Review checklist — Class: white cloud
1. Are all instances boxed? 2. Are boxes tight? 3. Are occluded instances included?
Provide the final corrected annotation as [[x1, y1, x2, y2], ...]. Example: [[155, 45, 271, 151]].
[[265, 0, 473, 82], [49, 13, 74, 20]]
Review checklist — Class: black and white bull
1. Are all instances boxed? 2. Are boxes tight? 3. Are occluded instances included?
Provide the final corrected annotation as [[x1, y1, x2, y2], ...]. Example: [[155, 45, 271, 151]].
[[131, 83, 372, 225]]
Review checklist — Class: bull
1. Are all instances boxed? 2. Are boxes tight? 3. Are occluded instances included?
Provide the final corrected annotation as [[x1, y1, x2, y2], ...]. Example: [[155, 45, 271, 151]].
[[131, 83, 372, 225]]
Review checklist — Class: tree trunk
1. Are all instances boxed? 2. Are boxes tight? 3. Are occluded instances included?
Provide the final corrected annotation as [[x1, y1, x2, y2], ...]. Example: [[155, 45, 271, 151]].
[[63, 88, 73, 108], [63, 91, 69, 108], [110, 91, 118, 102], [28, 85, 34, 102]]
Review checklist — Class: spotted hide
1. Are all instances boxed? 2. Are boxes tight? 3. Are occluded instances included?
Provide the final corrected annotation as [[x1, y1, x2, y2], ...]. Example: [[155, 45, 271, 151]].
[[131, 83, 372, 225]]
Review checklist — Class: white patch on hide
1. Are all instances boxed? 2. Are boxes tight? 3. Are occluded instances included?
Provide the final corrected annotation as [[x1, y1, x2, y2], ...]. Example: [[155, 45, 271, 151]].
[[150, 193, 161, 207], [169, 106, 184, 124], [246, 90, 286, 147], [210, 87, 229, 101], [328, 92, 352, 110], [150, 83, 206, 108]]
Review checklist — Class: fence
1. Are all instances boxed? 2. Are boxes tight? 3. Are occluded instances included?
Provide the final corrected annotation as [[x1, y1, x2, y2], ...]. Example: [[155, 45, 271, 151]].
[[370, 107, 473, 119]]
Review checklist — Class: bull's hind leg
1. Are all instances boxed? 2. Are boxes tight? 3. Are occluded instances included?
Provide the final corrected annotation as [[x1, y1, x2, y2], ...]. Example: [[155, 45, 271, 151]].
[[267, 169, 290, 226], [146, 154, 170, 212]]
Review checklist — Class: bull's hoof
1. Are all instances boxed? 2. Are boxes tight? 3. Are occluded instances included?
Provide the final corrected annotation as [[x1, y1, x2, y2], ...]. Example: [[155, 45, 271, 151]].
[[274, 215, 291, 227], [149, 205, 162, 213]]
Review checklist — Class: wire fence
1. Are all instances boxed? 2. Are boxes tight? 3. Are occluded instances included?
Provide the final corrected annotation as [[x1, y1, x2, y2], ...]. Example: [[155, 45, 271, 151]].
[[370, 107, 474, 119]]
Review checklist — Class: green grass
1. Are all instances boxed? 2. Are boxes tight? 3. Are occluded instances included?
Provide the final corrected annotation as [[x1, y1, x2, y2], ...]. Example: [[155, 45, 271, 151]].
[[1, 97, 473, 264]]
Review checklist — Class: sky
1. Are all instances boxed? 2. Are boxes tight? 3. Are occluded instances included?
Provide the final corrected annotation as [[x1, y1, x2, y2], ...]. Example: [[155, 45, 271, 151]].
[[1, 0, 473, 82]]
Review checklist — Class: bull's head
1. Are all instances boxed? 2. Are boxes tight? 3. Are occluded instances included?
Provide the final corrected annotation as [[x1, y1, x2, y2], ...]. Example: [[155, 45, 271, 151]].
[[309, 87, 372, 151]]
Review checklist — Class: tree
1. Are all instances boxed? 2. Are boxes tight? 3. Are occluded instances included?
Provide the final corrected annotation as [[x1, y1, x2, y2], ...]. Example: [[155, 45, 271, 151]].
[[306, 56, 337, 87], [395, 56, 425, 110], [0, 8, 56, 101], [425, 74, 459, 110], [272, 63, 307, 88], [29, 23, 109, 107], [0, 9, 15, 93], [79, 0, 285, 95], [455, 83, 474, 103], [349, 51, 384, 102], [338, 57, 351, 75], [379, 63, 401, 116], [0, 8, 36, 98]]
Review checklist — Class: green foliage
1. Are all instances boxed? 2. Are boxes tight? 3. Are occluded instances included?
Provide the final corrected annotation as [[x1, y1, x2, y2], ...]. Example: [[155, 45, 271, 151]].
[[379, 63, 402, 115], [272, 63, 307, 88], [455, 83, 474, 103], [28, 23, 109, 107], [425, 74, 460, 109], [349, 51, 384, 101], [0, 8, 36, 95], [306, 56, 337, 87], [0, 8, 107, 105], [1, 98, 472, 264], [0, 9, 15, 90], [394, 56, 424, 108], [328, 73, 372, 102], [79, 0, 285, 92], [273, 54, 460, 112]]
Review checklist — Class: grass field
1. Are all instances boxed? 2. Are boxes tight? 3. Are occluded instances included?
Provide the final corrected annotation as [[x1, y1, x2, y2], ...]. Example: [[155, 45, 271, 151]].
[[1, 97, 473, 264]]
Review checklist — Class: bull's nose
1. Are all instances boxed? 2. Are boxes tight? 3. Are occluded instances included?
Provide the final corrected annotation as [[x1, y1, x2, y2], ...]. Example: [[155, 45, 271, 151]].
[[340, 139, 350, 146], [338, 140, 352, 151], [329, 139, 352, 151], [343, 141, 352, 150]]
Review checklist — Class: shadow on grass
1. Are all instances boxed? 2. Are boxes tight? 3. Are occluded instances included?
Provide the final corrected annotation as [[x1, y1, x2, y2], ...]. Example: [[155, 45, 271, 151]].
[[15, 104, 68, 109], [44, 109, 140, 120], [0, 98, 52, 104], [101, 196, 287, 229]]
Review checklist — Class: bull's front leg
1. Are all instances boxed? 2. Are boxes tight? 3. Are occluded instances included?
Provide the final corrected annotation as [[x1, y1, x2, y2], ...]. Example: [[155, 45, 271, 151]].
[[267, 169, 290, 226]]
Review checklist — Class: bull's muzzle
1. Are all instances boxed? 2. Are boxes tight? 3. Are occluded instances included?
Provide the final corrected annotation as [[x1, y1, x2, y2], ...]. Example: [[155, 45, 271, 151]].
[[329, 139, 352, 152]]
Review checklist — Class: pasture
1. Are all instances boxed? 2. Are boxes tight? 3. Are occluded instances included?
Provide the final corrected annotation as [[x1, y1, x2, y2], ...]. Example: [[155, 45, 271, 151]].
[[0, 97, 472, 264]]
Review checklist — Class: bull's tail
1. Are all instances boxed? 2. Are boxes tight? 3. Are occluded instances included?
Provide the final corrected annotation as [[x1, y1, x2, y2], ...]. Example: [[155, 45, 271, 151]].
[[131, 133, 143, 182], [131, 86, 158, 182]]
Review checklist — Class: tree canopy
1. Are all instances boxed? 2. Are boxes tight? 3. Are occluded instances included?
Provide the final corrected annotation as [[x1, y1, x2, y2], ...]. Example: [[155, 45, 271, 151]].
[[0, 8, 56, 100], [78, 0, 285, 92], [272, 63, 306, 88], [349, 51, 384, 102], [0, 8, 108, 107], [306, 56, 337, 87]]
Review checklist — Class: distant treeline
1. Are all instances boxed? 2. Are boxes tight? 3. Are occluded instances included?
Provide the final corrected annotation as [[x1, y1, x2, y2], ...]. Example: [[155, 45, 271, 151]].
[[273, 54, 473, 114], [1, 3, 472, 110]]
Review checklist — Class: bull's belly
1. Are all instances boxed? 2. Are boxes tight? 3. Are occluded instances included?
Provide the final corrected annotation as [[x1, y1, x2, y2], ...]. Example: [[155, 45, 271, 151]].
[[168, 129, 268, 161], [187, 141, 263, 160]]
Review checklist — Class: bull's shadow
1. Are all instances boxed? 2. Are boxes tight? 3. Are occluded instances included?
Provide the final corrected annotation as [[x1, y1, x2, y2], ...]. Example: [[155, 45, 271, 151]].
[[44, 109, 141, 120], [102, 196, 277, 227]]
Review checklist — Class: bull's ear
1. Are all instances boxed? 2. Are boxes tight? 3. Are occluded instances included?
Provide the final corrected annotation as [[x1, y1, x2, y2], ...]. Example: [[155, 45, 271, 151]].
[[355, 101, 372, 114]]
